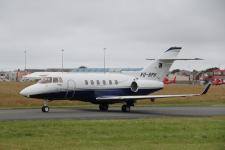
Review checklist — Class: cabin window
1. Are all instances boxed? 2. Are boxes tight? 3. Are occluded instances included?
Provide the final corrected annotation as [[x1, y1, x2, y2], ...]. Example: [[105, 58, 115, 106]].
[[109, 80, 112, 85], [96, 80, 100, 85], [38, 77, 52, 84], [159, 63, 162, 68], [115, 80, 118, 85], [103, 80, 106, 85], [53, 77, 58, 83], [85, 80, 88, 85], [91, 80, 94, 85]]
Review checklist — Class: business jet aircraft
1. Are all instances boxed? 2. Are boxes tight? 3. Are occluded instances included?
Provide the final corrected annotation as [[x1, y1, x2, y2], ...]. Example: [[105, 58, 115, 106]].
[[20, 47, 211, 112]]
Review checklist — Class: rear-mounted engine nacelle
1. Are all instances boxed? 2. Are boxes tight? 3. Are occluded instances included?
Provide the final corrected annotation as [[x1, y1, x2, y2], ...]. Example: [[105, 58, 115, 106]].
[[131, 81, 139, 93], [130, 80, 164, 93]]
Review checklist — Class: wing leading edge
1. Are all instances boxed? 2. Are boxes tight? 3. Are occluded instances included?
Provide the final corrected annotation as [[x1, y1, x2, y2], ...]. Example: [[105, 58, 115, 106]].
[[96, 83, 211, 101]]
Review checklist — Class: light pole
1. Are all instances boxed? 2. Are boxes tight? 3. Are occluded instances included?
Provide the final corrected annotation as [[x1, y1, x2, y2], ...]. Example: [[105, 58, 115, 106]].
[[24, 50, 27, 71], [103, 48, 106, 74], [61, 49, 64, 73]]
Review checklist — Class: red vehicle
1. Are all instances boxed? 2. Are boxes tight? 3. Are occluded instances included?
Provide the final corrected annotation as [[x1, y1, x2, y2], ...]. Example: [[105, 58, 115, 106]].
[[203, 70, 225, 85], [163, 76, 176, 84], [212, 78, 225, 85]]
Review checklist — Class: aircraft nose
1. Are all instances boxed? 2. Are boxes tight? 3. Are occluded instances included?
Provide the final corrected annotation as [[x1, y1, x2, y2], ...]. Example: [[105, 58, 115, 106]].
[[20, 88, 30, 97]]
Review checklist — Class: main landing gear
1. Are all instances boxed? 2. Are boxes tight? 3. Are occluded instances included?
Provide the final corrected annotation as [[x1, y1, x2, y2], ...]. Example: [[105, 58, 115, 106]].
[[99, 102, 134, 112], [121, 102, 134, 112], [121, 104, 130, 112], [99, 104, 109, 111], [42, 100, 49, 113]]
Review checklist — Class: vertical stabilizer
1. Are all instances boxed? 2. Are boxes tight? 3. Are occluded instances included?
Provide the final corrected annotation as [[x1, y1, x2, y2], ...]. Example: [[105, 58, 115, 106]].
[[139, 47, 181, 81]]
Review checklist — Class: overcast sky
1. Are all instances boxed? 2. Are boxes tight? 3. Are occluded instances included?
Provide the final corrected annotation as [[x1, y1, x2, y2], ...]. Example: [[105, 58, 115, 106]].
[[0, 0, 225, 71]]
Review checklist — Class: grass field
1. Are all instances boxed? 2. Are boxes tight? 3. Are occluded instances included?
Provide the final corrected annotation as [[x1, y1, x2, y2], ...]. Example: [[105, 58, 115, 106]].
[[0, 82, 225, 150], [0, 82, 225, 108], [0, 117, 224, 150]]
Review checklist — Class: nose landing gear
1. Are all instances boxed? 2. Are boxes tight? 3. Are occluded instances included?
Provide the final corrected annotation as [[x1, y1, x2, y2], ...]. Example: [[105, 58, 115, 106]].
[[42, 100, 49, 113], [42, 106, 49, 112]]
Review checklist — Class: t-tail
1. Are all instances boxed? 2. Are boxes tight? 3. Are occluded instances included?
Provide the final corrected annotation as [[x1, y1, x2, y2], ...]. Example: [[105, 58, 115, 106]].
[[139, 47, 182, 81]]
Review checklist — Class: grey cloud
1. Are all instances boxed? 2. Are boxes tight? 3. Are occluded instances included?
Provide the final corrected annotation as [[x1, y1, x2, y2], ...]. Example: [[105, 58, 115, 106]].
[[0, 0, 225, 70]]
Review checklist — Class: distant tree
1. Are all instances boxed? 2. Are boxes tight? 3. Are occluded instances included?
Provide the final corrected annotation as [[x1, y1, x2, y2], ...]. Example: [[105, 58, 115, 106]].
[[79, 66, 88, 69], [171, 69, 180, 74], [204, 67, 219, 73]]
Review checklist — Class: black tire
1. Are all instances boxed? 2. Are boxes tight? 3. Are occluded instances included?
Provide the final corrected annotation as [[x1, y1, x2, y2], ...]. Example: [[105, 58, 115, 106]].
[[122, 105, 127, 112], [42, 106, 49, 113], [41, 106, 45, 112], [122, 105, 130, 112]]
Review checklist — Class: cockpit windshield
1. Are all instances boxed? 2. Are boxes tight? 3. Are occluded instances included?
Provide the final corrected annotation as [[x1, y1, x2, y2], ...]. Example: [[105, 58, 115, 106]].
[[38, 77, 52, 84], [38, 77, 63, 84]]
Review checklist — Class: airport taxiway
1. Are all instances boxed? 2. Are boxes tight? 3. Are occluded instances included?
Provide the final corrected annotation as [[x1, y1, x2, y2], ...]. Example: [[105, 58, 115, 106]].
[[0, 106, 225, 120]]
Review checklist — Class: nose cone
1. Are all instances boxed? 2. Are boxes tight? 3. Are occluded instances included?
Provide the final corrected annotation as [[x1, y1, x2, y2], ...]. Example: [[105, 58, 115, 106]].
[[20, 88, 30, 97]]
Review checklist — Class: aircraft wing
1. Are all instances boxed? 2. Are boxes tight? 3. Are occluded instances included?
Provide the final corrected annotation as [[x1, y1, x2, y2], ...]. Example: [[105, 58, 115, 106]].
[[96, 83, 211, 101]]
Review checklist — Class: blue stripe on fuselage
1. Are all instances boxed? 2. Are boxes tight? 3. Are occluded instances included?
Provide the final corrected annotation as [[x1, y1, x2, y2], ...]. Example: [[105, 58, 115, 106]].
[[29, 88, 162, 103]]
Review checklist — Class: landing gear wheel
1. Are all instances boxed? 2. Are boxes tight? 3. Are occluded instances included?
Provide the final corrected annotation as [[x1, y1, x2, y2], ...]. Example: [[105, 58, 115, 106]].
[[99, 104, 109, 111], [42, 106, 49, 113], [42, 100, 49, 113], [122, 105, 130, 112]]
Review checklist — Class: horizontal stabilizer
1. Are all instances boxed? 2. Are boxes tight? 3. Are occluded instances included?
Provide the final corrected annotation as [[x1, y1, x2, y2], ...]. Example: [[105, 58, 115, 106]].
[[146, 58, 203, 61]]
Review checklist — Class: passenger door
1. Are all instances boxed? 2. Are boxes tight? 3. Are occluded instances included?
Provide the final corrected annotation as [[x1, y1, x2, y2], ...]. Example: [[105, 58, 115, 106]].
[[66, 80, 76, 99]]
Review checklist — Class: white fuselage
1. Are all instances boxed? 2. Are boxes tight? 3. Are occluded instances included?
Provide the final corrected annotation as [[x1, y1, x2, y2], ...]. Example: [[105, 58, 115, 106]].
[[20, 72, 164, 104]]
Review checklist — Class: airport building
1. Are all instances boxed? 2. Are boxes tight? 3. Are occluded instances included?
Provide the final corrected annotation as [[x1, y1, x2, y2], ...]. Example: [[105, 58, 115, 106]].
[[0, 71, 17, 81], [1, 66, 213, 84], [71, 67, 142, 73], [200, 69, 225, 81]]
